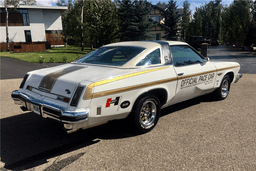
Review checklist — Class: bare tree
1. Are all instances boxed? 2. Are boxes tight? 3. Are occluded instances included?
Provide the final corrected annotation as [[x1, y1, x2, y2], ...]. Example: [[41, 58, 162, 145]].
[[52, 30, 64, 44], [19, 0, 37, 5], [4, 0, 19, 52], [81, 0, 84, 51]]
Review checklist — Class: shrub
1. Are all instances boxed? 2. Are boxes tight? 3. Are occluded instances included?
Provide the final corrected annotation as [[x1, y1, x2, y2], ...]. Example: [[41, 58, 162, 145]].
[[38, 57, 44, 63], [62, 56, 67, 63], [49, 57, 54, 63]]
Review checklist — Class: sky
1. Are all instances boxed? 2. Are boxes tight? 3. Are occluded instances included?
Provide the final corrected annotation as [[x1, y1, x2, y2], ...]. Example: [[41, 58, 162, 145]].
[[0, 0, 234, 13]]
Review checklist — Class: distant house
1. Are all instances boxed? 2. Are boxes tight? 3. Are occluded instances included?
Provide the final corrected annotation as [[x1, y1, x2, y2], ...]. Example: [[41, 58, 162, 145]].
[[0, 5, 67, 52], [149, 4, 183, 41]]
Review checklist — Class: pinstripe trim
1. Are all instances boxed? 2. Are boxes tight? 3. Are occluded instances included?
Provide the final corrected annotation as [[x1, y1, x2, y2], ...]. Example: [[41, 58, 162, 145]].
[[83, 65, 240, 99]]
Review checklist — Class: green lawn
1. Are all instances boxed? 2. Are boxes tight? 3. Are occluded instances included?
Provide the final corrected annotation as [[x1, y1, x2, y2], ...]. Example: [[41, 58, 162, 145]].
[[0, 46, 93, 63]]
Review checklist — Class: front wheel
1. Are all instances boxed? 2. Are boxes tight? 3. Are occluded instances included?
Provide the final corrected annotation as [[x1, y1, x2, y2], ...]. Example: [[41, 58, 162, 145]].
[[214, 75, 231, 100], [132, 95, 161, 134]]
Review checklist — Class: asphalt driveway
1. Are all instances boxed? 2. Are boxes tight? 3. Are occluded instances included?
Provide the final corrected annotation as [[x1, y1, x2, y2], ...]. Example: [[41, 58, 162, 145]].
[[0, 57, 61, 80], [1, 45, 256, 170], [1, 74, 255, 171], [208, 45, 256, 74]]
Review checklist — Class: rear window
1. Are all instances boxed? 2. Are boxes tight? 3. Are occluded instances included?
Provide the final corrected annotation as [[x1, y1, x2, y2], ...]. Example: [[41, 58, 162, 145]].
[[75, 46, 145, 66]]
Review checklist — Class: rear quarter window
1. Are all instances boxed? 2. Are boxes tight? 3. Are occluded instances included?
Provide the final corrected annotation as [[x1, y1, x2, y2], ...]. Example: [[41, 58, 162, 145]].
[[136, 48, 161, 66]]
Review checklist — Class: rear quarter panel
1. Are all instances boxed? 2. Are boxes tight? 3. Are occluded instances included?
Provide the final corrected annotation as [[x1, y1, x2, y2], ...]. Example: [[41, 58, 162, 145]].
[[85, 66, 178, 126]]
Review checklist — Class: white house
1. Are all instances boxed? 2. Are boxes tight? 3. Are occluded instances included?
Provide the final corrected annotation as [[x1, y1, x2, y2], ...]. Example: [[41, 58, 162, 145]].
[[0, 5, 67, 52]]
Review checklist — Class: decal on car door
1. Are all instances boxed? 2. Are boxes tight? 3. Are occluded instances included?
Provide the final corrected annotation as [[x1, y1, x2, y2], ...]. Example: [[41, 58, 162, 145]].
[[181, 73, 215, 88]]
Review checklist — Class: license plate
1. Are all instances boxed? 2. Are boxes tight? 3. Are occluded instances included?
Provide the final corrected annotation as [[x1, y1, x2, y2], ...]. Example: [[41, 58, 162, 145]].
[[33, 104, 40, 115]]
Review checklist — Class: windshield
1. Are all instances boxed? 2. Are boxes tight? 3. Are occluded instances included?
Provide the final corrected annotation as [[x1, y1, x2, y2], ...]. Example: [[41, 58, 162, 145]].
[[75, 46, 146, 66]]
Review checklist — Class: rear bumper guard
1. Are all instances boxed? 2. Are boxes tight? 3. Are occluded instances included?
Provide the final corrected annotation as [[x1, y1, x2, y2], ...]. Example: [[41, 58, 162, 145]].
[[11, 90, 89, 133]]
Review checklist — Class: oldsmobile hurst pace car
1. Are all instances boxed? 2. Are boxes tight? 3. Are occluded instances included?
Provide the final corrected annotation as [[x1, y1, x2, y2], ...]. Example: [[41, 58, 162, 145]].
[[11, 41, 242, 133]]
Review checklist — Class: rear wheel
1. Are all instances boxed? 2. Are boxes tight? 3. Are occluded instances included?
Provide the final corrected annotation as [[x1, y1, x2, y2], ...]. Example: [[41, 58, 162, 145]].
[[214, 75, 231, 100], [132, 95, 161, 133]]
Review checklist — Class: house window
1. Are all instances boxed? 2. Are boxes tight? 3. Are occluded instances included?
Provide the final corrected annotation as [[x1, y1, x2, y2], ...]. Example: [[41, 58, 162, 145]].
[[0, 8, 29, 26], [24, 30, 32, 42], [156, 33, 161, 40], [18, 9, 30, 26], [151, 16, 159, 22]]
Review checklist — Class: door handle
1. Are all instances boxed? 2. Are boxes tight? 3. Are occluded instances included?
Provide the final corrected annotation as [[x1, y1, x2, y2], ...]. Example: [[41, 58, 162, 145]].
[[178, 73, 184, 76]]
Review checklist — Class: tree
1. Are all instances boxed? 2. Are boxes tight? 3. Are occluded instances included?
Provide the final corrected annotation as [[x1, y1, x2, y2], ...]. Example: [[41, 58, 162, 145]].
[[55, 0, 67, 6], [189, 7, 203, 36], [81, 0, 84, 51], [181, 0, 191, 40], [19, 0, 36, 5], [116, 0, 153, 41], [245, 0, 256, 46], [52, 30, 64, 44], [163, 0, 180, 40], [185, 0, 222, 41], [4, 0, 19, 52], [222, 0, 251, 46], [62, 0, 119, 49], [92, 0, 120, 46]]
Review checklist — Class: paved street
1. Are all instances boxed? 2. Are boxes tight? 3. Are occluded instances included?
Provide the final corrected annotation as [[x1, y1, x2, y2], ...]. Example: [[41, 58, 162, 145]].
[[208, 45, 256, 74], [0, 46, 256, 171], [0, 57, 61, 80]]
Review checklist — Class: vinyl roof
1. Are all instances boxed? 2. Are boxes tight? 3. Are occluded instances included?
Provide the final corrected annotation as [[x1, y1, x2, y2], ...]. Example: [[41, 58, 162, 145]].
[[104, 41, 188, 48]]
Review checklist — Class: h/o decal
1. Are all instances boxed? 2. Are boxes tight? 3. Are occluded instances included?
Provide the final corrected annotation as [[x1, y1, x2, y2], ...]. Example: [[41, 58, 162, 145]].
[[106, 97, 120, 108]]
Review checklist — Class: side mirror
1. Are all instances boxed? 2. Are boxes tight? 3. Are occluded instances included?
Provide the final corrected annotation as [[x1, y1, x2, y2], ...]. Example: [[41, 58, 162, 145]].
[[201, 57, 209, 65], [203, 57, 209, 62]]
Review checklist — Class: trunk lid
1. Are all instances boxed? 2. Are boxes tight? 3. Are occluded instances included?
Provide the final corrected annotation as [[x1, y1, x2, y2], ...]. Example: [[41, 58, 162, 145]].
[[25, 64, 134, 98]]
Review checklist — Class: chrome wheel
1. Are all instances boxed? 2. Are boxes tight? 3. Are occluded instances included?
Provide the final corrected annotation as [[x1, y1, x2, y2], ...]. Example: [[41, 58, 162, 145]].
[[214, 75, 231, 100], [139, 99, 157, 129], [221, 78, 229, 98]]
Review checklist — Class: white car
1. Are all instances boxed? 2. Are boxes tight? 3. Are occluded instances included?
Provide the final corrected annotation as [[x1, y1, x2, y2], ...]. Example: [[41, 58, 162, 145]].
[[11, 41, 242, 133]]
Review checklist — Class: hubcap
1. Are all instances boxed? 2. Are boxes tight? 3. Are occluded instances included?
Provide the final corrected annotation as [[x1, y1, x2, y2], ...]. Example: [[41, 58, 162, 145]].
[[139, 99, 157, 129], [221, 79, 229, 98]]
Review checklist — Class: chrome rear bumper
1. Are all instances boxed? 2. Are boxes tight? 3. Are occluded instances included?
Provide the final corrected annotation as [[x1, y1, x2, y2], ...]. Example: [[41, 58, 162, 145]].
[[234, 73, 242, 83], [11, 90, 89, 133]]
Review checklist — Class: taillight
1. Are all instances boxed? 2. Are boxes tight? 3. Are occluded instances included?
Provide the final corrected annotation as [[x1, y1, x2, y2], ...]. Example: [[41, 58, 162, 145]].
[[57, 96, 70, 103], [70, 86, 84, 106], [19, 74, 29, 89]]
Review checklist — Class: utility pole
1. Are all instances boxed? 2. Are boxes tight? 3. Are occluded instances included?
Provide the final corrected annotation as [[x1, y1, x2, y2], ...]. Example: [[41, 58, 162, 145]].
[[81, 0, 84, 51]]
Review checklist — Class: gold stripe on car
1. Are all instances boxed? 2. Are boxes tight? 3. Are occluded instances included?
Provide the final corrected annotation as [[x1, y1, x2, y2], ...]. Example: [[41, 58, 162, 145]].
[[83, 66, 169, 99]]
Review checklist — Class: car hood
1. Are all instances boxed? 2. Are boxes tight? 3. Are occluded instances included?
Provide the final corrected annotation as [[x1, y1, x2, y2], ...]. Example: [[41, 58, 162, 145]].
[[25, 64, 135, 98]]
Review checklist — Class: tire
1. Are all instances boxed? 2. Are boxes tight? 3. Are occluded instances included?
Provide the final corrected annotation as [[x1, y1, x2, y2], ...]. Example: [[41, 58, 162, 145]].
[[214, 75, 231, 100], [132, 95, 161, 134]]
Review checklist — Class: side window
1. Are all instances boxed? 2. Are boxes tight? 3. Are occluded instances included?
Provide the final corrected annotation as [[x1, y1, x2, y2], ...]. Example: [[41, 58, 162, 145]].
[[136, 49, 161, 66], [170, 46, 204, 66]]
